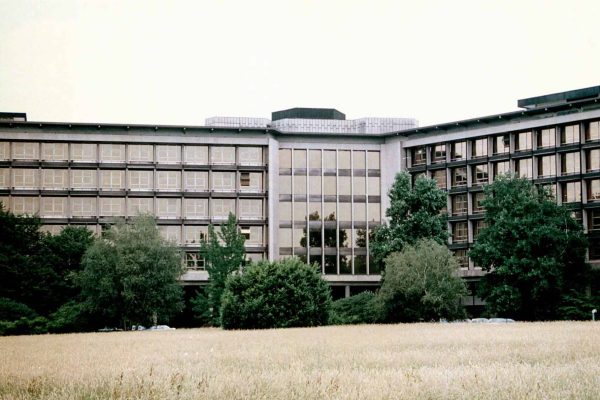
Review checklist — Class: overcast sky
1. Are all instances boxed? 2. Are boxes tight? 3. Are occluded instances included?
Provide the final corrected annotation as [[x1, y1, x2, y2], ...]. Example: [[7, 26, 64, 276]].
[[1, 0, 599, 128]]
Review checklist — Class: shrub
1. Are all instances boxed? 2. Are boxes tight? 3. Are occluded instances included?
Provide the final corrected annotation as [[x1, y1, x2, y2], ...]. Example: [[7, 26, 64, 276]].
[[0, 297, 37, 321], [220, 258, 331, 329], [47, 301, 91, 333], [0, 316, 49, 336], [330, 291, 378, 325]]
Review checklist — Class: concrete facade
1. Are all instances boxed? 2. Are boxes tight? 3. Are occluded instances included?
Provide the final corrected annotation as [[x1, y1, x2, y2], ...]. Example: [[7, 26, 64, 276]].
[[1, 88, 600, 300]]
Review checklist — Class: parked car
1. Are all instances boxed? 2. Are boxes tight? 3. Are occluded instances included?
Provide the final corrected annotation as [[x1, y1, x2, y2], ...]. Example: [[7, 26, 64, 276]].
[[470, 318, 489, 323], [147, 325, 175, 331], [488, 318, 515, 324]]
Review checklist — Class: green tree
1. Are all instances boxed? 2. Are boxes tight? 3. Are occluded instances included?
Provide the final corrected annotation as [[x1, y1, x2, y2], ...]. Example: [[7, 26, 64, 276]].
[[41, 226, 95, 312], [197, 213, 246, 325], [370, 172, 447, 268], [0, 205, 56, 317], [78, 215, 184, 328], [468, 175, 590, 320], [220, 258, 332, 329], [376, 239, 467, 322]]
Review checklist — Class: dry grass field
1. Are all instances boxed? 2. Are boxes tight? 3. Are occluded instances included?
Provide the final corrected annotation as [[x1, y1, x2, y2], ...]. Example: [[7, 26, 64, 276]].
[[1, 322, 599, 400]]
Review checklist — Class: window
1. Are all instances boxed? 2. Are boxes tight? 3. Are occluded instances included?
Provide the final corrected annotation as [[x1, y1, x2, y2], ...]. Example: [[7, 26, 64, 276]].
[[561, 152, 581, 175], [212, 172, 236, 191], [278, 202, 292, 221], [323, 150, 336, 170], [473, 192, 485, 213], [239, 147, 262, 165], [472, 138, 488, 158], [338, 151, 351, 169], [100, 170, 125, 190], [211, 198, 235, 219], [42, 169, 67, 189], [293, 149, 307, 169], [99, 198, 124, 216], [13, 169, 38, 188], [41, 143, 68, 161], [279, 175, 291, 195], [0, 142, 10, 160], [12, 197, 39, 215], [211, 146, 235, 164], [323, 176, 336, 196], [472, 164, 488, 185], [184, 199, 208, 219], [588, 209, 600, 231], [538, 155, 556, 177], [128, 170, 153, 191], [240, 172, 250, 187], [156, 145, 181, 164], [561, 125, 579, 145], [183, 171, 208, 192], [588, 179, 600, 201], [239, 199, 262, 219], [127, 198, 153, 215], [354, 175, 366, 195], [353, 151, 365, 170], [156, 171, 181, 191], [279, 149, 292, 169], [156, 198, 181, 218], [586, 149, 600, 172], [516, 131, 532, 151], [306, 149, 322, 169], [71, 143, 96, 162], [452, 222, 468, 243], [184, 146, 208, 164], [354, 202, 366, 221], [454, 249, 468, 269], [294, 174, 308, 194], [561, 181, 581, 203], [411, 147, 426, 166], [128, 145, 153, 162], [184, 226, 207, 245], [12, 142, 39, 160], [278, 227, 293, 248], [451, 167, 467, 187], [240, 226, 252, 241], [41, 197, 67, 217], [368, 202, 381, 222], [309, 175, 322, 195], [432, 170, 446, 189], [367, 151, 380, 170], [0, 169, 9, 188], [589, 238, 600, 260], [159, 226, 181, 244], [99, 144, 125, 163], [72, 170, 96, 189], [432, 144, 446, 163], [493, 134, 510, 154], [493, 161, 510, 178], [473, 220, 487, 239], [537, 128, 555, 148], [586, 121, 600, 142], [452, 194, 467, 215], [71, 198, 96, 217], [368, 176, 380, 196], [451, 142, 466, 160], [539, 183, 556, 198], [185, 253, 205, 270], [515, 158, 532, 179]]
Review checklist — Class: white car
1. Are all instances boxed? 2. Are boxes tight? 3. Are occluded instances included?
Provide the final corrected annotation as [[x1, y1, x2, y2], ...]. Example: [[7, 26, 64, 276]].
[[147, 325, 175, 330]]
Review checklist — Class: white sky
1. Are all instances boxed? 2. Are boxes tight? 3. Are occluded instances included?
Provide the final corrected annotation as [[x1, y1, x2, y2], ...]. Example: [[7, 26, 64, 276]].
[[1, 0, 599, 128]]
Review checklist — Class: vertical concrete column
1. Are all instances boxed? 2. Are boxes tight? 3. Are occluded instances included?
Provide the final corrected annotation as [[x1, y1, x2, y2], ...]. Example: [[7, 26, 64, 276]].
[[344, 285, 350, 298], [267, 135, 279, 261]]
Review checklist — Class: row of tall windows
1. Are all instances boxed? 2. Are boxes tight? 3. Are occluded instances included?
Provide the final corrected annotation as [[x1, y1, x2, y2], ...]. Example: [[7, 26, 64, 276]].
[[0, 169, 264, 192], [0, 143, 265, 165], [423, 150, 599, 190], [278, 149, 381, 275], [410, 121, 600, 166], [0, 197, 264, 219]]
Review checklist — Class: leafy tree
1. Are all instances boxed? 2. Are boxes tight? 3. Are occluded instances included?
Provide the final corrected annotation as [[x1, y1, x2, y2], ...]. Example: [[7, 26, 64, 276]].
[[0, 205, 58, 316], [468, 175, 590, 320], [78, 215, 184, 328], [370, 171, 447, 268], [40, 226, 95, 313], [196, 213, 246, 325], [220, 258, 332, 329], [330, 291, 378, 325], [376, 239, 467, 322]]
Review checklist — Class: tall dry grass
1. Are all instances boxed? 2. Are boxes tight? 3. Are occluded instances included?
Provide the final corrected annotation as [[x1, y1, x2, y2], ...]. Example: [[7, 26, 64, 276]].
[[1, 322, 599, 399]]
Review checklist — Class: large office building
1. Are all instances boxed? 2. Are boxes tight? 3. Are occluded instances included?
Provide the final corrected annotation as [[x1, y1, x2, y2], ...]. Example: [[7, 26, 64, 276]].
[[1, 86, 599, 301]]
